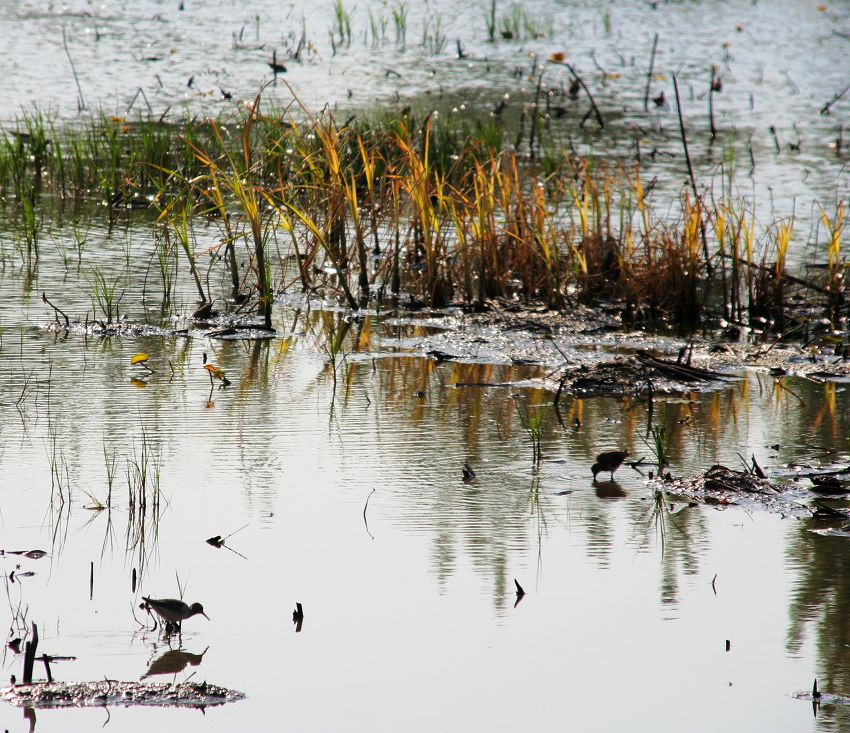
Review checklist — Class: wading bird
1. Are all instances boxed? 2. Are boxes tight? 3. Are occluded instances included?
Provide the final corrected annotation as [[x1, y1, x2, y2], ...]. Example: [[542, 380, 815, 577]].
[[591, 450, 629, 481], [142, 597, 209, 632]]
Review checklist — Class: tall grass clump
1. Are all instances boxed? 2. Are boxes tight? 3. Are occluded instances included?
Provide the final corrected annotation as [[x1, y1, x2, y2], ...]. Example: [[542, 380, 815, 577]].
[[0, 92, 843, 338]]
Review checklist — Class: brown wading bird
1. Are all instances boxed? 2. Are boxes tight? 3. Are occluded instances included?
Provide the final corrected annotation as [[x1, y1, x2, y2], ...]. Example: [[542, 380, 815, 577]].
[[142, 597, 209, 632], [591, 450, 629, 481]]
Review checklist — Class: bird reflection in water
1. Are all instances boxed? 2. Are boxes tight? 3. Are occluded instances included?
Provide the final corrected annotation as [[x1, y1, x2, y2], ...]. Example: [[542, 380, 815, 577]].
[[594, 481, 627, 499], [142, 646, 209, 680]]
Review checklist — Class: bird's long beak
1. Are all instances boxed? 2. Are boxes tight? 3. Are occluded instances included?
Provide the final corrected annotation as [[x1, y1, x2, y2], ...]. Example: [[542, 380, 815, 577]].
[[202, 612, 210, 620]]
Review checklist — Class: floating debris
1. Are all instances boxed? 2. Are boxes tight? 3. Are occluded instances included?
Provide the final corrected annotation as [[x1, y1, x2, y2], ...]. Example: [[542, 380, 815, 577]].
[[2, 550, 48, 560], [659, 465, 813, 518], [1, 680, 245, 709]]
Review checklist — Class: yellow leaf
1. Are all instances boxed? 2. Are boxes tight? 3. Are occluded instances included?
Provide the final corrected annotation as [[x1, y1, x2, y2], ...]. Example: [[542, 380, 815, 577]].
[[204, 364, 226, 380], [549, 52, 565, 63], [131, 353, 150, 365]]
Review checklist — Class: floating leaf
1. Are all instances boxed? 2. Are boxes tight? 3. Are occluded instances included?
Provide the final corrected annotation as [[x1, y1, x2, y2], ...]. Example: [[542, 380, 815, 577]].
[[204, 364, 225, 380], [549, 52, 565, 63], [131, 353, 150, 365]]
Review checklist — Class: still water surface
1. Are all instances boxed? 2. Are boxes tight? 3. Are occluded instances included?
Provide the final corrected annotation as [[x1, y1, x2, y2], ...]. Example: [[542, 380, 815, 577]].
[[2, 1, 850, 731], [2, 245, 850, 730]]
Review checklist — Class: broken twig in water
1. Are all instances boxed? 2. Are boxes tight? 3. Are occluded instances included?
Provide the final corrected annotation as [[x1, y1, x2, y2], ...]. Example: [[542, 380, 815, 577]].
[[820, 80, 850, 115], [42, 292, 69, 329], [363, 488, 375, 540]]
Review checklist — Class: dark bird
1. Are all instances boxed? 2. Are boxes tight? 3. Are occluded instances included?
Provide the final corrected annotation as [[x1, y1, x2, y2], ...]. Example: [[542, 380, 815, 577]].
[[142, 597, 209, 632], [462, 461, 477, 483], [592, 450, 629, 481], [268, 50, 287, 75], [568, 78, 581, 99], [652, 91, 665, 107]]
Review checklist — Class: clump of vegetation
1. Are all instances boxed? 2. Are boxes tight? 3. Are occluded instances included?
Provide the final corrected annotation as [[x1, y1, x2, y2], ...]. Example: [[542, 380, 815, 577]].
[[0, 93, 844, 338]]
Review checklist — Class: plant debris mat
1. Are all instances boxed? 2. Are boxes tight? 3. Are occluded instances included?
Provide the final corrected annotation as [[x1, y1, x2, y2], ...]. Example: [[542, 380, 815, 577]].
[[1, 680, 245, 709], [658, 465, 822, 519], [566, 351, 736, 397]]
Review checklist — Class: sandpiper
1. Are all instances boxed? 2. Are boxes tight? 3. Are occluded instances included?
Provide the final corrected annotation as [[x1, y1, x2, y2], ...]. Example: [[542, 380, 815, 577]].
[[591, 450, 629, 481], [142, 597, 209, 632]]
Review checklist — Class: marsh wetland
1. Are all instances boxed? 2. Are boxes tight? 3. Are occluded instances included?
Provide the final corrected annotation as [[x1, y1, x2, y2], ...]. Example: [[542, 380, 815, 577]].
[[1, 0, 850, 731]]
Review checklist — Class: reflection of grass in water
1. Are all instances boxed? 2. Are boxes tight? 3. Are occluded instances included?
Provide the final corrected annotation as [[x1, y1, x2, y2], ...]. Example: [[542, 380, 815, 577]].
[[513, 396, 545, 468], [645, 423, 669, 476], [45, 424, 166, 583], [124, 428, 164, 581], [321, 313, 352, 404], [525, 475, 548, 581]]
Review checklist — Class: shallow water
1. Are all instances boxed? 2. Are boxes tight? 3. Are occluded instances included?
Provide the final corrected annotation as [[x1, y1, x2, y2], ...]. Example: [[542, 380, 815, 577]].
[[2, 2, 850, 731], [3, 249, 850, 730]]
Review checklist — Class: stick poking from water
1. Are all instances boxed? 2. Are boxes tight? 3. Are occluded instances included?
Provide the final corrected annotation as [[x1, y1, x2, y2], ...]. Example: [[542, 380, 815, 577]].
[[672, 73, 712, 276], [820, 80, 850, 115], [62, 25, 86, 110], [643, 33, 659, 112]]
